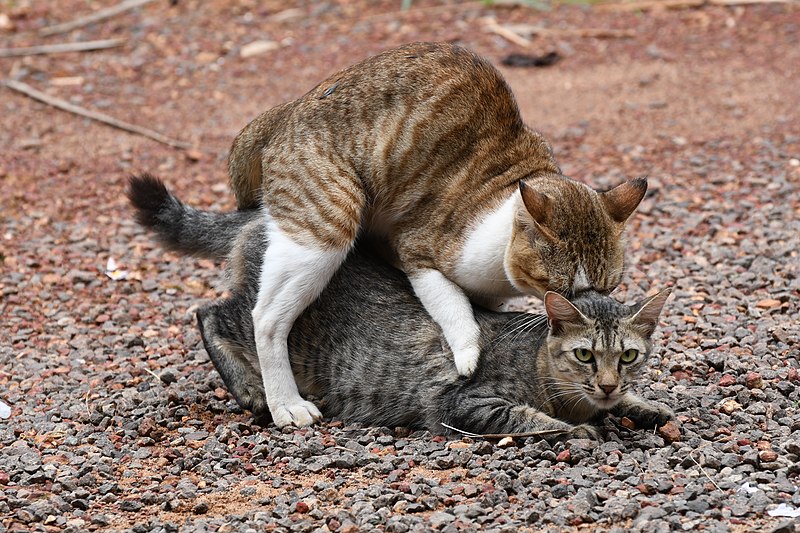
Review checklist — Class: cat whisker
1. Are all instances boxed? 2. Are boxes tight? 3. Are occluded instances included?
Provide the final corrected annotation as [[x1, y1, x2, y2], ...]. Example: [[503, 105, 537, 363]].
[[490, 314, 547, 348]]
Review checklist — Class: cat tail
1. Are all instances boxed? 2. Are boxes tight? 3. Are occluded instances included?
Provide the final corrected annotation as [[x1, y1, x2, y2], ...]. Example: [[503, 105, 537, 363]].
[[127, 173, 261, 260]]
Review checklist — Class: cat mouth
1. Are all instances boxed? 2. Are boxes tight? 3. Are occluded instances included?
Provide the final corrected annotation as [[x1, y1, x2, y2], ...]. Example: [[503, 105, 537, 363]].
[[590, 395, 620, 410]]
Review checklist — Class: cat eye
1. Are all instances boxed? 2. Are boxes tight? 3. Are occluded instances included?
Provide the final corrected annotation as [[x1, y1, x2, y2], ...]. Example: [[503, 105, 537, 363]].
[[573, 348, 594, 363], [620, 349, 639, 364]]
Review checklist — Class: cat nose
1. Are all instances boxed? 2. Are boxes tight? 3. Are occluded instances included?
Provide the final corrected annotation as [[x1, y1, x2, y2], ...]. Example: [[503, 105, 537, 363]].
[[599, 384, 617, 395]]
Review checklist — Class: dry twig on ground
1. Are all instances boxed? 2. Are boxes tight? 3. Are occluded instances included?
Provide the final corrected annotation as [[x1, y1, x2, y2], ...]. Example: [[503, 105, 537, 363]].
[[4, 79, 190, 150], [0, 39, 124, 58], [39, 0, 157, 37], [598, 0, 797, 12], [483, 17, 635, 47]]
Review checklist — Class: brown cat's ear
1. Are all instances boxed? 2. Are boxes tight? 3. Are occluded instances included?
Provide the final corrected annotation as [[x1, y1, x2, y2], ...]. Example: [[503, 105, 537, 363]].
[[601, 177, 648, 223], [519, 182, 558, 243], [630, 288, 672, 337], [545, 291, 589, 334]]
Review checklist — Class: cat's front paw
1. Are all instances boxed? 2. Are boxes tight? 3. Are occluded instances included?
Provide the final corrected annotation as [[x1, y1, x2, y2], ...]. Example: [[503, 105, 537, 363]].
[[622, 401, 674, 429], [269, 398, 323, 428], [453, 346, 480, 377], [567, 424, 603, 441]]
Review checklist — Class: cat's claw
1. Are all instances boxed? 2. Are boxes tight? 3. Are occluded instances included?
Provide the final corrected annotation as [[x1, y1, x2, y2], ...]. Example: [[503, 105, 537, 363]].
[[453, 346, 480, 377], [270, 399, 323, 428]]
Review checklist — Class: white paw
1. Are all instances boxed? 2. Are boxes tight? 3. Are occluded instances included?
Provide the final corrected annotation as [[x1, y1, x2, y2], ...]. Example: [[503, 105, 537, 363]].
[[453, 346, 480, 377], [270, 398, 323, 428]]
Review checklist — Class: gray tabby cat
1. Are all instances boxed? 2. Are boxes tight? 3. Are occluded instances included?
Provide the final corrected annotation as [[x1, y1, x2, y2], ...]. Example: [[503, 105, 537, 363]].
[[129, 175, 673, 439]]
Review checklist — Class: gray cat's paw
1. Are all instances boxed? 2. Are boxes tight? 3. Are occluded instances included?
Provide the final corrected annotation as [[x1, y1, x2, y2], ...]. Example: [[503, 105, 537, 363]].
[[623, 401, 674, 429], [231, 383, 268, 416], [567, 424, 603, 441]]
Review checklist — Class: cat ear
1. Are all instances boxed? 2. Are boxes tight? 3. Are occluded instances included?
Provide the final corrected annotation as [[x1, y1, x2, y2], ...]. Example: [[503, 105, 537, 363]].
[[601, 177, 648, 223], [544, 291, 589, 334], [519, 182, 558, 243], [630, 288, 672, 337], [519, 181, 550, 225]]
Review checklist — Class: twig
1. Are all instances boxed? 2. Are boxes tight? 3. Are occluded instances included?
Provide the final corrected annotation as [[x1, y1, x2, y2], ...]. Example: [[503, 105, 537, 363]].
[[40, 0, 157, 37], [687, 450, 722, 491], [333, 445, 360, 453], [598, 0, 797, 12], [4, 79, 191, 150], [632, 457, 646, 476], [440, 422, 570, 439], [0, 39, 124, 58], [141, 366, 162, 383], [483, 17, 533, 47], [484, 17, 635, 45]]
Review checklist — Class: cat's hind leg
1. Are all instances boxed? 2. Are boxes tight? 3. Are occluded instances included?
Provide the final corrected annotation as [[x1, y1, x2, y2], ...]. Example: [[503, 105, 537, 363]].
[[252, 226, 352, 428], [197, 299, 267, 416]]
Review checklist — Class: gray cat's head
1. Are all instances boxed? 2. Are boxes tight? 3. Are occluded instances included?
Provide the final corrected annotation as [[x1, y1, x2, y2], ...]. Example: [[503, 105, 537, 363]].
[[541, 288, 671, 413]]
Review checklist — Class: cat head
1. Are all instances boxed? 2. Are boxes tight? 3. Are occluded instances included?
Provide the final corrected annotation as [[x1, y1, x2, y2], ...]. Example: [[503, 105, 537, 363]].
[[541, 288, 671, 415], [505, 175, 647, 299]]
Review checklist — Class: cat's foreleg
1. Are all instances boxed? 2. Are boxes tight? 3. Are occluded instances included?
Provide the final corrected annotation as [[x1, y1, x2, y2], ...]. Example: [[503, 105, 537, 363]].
[[610, 392, 673, 429], [441, 399, 601, 441], [252, 228, 350, 427], [409, 269, 482, 376]]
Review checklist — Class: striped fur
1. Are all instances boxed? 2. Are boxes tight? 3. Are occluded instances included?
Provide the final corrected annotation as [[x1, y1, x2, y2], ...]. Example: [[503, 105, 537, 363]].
[[225, 42, 648, 425], [130, 179, 673, 438]]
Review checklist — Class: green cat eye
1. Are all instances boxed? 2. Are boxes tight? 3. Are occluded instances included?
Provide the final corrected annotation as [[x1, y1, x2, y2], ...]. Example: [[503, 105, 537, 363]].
[[620, 349, 639, 364], [573, 348, 594, 363]]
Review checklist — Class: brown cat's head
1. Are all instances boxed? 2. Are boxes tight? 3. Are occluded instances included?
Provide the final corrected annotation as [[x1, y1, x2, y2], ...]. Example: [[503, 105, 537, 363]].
[[541, 288, 671, 417], [505, 174, 647, 298]]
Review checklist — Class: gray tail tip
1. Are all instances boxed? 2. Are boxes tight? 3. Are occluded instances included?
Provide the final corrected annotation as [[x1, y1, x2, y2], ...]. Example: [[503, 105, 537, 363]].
[[127, 173, 175, 228]]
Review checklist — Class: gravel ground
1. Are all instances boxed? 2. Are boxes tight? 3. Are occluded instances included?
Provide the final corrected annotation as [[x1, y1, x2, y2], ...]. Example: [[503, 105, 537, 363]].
[[1, 1, 799, 532]]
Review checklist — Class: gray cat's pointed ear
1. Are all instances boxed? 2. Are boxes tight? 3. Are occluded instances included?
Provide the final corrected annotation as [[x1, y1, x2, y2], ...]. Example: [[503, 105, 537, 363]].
[[601, 177, 648, 223], [519, 182, 558, 243], [631, 288, 671, 337], [545, 291, 589, 334]]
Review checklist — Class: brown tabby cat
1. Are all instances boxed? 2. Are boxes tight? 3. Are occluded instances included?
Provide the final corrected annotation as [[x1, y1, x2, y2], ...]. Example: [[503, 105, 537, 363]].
[[226, 41, 647, 428]]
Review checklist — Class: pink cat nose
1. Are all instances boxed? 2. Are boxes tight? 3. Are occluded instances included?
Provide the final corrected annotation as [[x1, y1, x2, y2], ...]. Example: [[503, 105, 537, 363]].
[[599, 384, 616, 395]]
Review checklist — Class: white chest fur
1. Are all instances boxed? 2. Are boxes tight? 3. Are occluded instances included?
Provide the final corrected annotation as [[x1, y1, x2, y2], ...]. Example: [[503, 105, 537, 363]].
[[451, 194, 521, 298]]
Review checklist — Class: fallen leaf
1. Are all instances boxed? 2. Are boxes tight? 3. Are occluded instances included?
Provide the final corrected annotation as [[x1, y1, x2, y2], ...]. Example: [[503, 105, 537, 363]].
[[497, 436, 515, 447], [720, 398, 742, 414], [240, 40, 280, 58]]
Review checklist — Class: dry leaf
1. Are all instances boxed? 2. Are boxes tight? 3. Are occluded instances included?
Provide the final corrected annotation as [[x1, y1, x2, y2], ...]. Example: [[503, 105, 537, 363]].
[[240, 40, 279, 58]]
